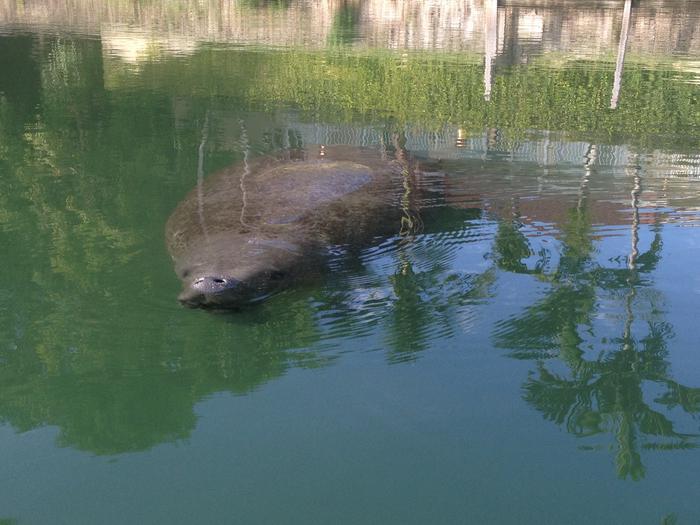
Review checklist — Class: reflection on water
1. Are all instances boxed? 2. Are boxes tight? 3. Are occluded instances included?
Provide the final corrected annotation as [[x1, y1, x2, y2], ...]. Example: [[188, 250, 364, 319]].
[[492, 160, 700, 480], [2, 0, 700, 58], [1, 1, 700, 522]]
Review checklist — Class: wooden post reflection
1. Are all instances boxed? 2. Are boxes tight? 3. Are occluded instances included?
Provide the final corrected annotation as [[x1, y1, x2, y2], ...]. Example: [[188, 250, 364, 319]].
[[611, 0, 633, 109]]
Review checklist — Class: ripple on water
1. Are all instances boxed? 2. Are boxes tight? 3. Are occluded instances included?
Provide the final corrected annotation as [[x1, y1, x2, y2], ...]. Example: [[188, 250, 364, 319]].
[[313, 225, 498, 353]]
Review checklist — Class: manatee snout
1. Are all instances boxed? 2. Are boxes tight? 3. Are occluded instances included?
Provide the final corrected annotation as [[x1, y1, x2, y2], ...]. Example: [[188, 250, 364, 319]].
[[177, 267, 291, 308], [178, 275, 245, 308]]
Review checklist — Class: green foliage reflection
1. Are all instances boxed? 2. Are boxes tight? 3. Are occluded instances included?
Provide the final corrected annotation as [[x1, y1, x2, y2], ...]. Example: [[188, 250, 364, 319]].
[[0, 35, 330, 454], [492, 176, 700, 480], [1, 31, 699, 471], [105, 48, 700, 150]]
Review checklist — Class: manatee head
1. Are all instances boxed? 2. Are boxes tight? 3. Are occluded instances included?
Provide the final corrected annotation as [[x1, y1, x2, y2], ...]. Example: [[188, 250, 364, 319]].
[[173, 233, 315, 309]]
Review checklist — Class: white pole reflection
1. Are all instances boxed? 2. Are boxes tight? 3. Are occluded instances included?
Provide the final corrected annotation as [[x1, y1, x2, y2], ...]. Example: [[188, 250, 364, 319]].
[[197, 111, 210, 240], [611, 0, 633, 109], [484, 0, 498, 101], [628, 161, 642, 270]]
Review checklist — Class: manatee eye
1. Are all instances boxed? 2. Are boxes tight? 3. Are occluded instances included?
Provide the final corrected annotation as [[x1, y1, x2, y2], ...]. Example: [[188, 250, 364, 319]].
[[182, 269, 191, 278]]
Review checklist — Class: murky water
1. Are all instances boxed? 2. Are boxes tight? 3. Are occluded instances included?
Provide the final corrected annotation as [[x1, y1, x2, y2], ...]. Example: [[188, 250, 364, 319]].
[[1, 1, 700, 523]]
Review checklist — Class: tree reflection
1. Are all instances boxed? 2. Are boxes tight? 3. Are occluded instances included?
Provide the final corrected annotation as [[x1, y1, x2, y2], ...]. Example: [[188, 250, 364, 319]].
[[2, 30, 699, 468], [493, 160, 700, 479], [384, 243, 494, 363], [385, 135, 493, 362], [0, 36, 332, 455], [1, 34, 497, 455], [0, 294, 330, 455], [493, 201, 541, 275]]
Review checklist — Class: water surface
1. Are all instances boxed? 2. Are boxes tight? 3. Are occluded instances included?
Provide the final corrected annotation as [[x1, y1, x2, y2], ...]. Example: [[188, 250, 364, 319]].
[[1, 1, 700, 523]]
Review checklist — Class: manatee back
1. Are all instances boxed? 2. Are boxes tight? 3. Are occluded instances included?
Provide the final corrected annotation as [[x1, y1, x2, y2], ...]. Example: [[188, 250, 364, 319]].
[[166, 149, 403, 260], [248, 160, 397, 226]]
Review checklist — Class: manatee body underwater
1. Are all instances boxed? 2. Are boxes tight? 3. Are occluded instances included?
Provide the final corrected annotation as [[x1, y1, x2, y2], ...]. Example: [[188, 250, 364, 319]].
[[165, 145, 440, 309]]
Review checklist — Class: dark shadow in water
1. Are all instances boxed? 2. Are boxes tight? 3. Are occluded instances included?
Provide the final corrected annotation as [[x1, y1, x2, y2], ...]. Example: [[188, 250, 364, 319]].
[[238, 0, 291, 9], [328, 1, 361, 46], [0, 36, 41, 121]]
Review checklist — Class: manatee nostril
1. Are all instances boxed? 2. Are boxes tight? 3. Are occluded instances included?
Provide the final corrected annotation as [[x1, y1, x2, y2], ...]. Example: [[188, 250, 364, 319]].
[[190, 276, 237, 294]]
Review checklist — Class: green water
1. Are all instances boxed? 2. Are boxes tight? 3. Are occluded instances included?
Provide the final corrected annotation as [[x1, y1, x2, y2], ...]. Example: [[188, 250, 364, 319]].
[[1, 1, 700, 523]]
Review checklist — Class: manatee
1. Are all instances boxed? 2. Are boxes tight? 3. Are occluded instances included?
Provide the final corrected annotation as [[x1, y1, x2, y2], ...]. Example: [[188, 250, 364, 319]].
[[166, 145, 436, 308]]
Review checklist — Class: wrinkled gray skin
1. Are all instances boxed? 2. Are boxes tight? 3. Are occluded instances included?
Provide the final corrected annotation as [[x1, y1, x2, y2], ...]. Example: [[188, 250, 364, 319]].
[[166, 145, 430, 308]]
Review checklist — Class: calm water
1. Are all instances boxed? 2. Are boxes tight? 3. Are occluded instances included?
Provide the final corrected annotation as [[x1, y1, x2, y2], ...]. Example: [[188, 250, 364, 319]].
[[1, 0, 700, 523]]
